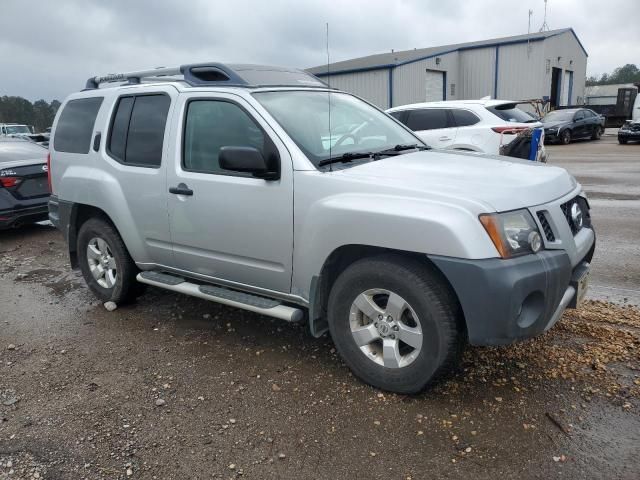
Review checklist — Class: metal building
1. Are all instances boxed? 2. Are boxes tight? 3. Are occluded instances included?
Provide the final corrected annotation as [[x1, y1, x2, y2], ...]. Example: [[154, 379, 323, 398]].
[[308, 28, 588, 110]]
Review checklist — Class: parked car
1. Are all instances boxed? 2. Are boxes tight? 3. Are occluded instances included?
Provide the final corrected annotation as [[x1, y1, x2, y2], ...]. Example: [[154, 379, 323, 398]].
[[49, 63, 595, 394], [618, 119, 640, 144], [386, 99, 546, 161], [541, 108, 605, 145], [0, 137, 50, 229], [0, 123, 35, 137]]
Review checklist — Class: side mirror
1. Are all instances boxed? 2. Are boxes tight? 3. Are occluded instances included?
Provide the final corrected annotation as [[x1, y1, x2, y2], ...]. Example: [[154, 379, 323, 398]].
[[219, 146, 279, 180]]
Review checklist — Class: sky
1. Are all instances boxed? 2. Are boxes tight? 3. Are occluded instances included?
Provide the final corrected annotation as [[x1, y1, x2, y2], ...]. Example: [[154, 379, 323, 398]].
[[1, 0, 638, 102]]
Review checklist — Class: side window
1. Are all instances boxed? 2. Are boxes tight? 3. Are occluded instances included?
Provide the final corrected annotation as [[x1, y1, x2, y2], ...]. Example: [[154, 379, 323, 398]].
[[54, 97, 104, 154], [183, 100, 266, 175], [574, 111, 585, 121], [405, 109, 449, 131], [452, 109, 480, 127], [583, 110, 594, 118], [388, 111, 404, 121], [108, 94, 170, 167]]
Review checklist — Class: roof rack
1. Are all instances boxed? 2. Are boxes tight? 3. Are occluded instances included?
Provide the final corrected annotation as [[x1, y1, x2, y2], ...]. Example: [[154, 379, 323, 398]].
[[85, 63, 330, 90]]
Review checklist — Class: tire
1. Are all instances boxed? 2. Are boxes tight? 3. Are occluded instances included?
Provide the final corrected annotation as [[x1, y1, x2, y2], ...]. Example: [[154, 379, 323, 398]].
[[77, 217, 142, 304], [560, 129, 572, 145], [618, 138, 627, 145], [327, 254, 464, 394], [591, 126, 602, 140]]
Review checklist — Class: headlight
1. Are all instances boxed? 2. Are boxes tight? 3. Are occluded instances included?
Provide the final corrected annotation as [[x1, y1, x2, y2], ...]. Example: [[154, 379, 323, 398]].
[[479, 209, 542, 258], [546, 128, 557, 134]]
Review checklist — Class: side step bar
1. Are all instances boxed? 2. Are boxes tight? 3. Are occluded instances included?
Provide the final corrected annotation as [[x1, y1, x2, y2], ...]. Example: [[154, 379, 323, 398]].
[[137, 271, 304, 322]]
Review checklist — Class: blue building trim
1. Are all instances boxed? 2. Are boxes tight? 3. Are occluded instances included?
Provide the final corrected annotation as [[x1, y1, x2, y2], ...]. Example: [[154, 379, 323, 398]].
[[494, 45, 500, 99], [388, 67, 394, 108]]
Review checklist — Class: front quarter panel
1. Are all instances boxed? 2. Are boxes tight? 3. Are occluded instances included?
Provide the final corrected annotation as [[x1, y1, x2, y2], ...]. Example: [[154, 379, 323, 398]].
[[291, 170, 499, 299]]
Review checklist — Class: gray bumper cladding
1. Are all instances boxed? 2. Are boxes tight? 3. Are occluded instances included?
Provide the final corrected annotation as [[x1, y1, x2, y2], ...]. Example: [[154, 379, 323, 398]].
[[430, 251, 574, 346]]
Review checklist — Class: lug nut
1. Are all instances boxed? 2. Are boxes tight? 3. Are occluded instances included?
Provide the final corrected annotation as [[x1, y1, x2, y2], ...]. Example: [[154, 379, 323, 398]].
[[393, 325, 399, 331], [390, 334, 396, 340]]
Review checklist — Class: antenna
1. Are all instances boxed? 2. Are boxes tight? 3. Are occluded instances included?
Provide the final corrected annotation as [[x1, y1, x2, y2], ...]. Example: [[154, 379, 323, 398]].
[[539, 0, 550, 32], [326, 22, 332, 171], [527, 9, 533, 57]]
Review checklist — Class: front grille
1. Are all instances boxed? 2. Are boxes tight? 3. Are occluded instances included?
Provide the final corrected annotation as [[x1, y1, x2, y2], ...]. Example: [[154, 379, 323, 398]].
[[537, 211, 555, 241], [560, 196, 591, 235]]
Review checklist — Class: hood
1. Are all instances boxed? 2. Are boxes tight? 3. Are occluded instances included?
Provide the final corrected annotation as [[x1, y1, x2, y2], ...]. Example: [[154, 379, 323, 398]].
[[335, 150, 577, 212]]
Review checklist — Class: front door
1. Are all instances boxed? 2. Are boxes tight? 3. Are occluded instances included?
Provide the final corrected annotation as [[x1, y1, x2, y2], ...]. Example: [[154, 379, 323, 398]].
[[166, 93, 294, 293]]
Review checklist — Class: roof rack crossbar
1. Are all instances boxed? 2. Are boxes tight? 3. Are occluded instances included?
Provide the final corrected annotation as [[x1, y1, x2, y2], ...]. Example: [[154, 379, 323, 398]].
[[86, 67, 183, 89]]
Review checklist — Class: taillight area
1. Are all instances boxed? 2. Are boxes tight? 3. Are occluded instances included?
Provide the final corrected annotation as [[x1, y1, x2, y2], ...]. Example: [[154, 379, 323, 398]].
[[491, 126, 529, 135], [0, 177, 22, 188], [47, 153, 52, 193]]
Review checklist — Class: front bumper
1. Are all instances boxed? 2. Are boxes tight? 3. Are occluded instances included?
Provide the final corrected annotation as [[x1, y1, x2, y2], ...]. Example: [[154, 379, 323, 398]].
[[618, 130, 640, 141], [544, 130, 560, 142], [430, 244, 594, 346]]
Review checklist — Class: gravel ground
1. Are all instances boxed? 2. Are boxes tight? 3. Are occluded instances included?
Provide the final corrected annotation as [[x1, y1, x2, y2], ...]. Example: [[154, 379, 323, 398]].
[[1, 224, 639, 480]]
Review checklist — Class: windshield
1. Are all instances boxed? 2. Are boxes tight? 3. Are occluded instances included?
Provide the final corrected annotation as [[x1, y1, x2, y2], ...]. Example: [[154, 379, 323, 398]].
[[253, 91, 421, 168], [5, 125, 32, 134], [542, 110, 576, 122], [486, 104, 536, 123]]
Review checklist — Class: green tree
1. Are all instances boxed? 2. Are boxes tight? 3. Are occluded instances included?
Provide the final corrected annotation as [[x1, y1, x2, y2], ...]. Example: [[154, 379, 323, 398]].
[[0, 96, 60, 132]]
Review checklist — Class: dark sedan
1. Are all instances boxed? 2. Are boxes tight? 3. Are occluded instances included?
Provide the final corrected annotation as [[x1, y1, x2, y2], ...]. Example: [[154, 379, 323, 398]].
[[542, 108, 605, 145], [618, 120, 640, 144], [0, 137, 50, 229]]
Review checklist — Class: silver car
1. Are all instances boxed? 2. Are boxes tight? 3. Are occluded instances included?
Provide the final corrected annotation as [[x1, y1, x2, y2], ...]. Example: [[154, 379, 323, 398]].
[[48, 63, 595, 393]]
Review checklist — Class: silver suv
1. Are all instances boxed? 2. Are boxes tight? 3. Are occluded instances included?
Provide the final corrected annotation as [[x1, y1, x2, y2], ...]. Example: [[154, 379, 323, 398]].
[[48, 63, 595, 393]]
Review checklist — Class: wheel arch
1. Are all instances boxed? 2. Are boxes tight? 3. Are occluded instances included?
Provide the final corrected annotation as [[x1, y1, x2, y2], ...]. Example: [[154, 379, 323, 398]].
[[308, 244, 465, 338]]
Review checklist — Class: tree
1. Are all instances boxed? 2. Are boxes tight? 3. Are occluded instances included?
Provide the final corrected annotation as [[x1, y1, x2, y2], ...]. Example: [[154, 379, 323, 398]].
[[586, 64, 640, 86], [0, 96, 60, 132]]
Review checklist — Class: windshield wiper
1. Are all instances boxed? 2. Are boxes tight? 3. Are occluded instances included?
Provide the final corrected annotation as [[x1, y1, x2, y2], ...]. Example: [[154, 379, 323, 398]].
[[318, 151, 375, 167], [373, 143, 430, 158]]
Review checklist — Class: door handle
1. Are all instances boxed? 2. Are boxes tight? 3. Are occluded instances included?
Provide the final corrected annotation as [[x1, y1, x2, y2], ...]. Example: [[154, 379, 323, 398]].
[[439, 136, 451, 141], [169, 183, 194, 196]]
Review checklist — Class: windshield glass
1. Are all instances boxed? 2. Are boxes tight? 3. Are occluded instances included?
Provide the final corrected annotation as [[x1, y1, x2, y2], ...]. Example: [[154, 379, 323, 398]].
[[486, 104, 535, 123], [253, 91, 421, 168], [5, 125, 31, 134], [542, 110, 576, 122]]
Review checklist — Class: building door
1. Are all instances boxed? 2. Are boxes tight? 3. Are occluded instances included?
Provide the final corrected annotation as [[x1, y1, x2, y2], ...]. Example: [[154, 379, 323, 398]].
[[425, 70, 445, 102], [550, 67, 562, 108], [561, 71, 572, 106]]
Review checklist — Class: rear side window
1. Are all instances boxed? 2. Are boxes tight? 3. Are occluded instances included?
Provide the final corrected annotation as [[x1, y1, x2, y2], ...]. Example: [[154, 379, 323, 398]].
[[405, 109, 449, 131], [388, 111, 404, 121], [108, 94, 170, 167], [486, 104, 532, 123], [54, 97, 103, 154], [451, 109, 480, 127]]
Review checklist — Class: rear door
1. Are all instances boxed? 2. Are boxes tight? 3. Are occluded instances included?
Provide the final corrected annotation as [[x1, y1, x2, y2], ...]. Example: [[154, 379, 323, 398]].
[[101, 88, 176, 266], [405, 108, 457, 149]]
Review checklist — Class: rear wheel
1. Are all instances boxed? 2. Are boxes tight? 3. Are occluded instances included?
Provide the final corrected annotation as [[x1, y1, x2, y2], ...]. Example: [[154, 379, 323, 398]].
[[327, 254, 464, 394], [77, 217, 142, 304], [560, 129, 572, 145]]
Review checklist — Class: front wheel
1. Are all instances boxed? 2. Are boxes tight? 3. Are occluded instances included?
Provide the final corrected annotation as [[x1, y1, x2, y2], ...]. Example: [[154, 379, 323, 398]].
[[560, 129, 572, 145], [591, 126, 603, 140], [77, 217, 142, 304], [618, 138, 628, 145], [327, 255, 464, 394]]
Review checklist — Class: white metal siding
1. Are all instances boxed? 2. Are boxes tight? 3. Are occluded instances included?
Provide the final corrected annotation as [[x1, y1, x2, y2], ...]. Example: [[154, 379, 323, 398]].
[[322, 70, 389, 109], [458, 47, 496, 100], [392, 52, 459, 106], [496, 41, 546, 100]]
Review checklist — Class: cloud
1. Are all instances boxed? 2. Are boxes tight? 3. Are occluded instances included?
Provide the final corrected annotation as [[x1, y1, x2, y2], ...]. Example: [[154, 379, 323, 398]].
[[0, 0, 638, 101]]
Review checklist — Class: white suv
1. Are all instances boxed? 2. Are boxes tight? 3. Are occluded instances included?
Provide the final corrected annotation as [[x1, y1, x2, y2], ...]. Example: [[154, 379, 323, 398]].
[[386, 99, 545, 160]]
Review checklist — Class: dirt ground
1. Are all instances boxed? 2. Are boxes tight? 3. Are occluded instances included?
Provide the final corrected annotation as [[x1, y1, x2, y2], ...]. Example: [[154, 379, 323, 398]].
[[1, 137, 640, 479]]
